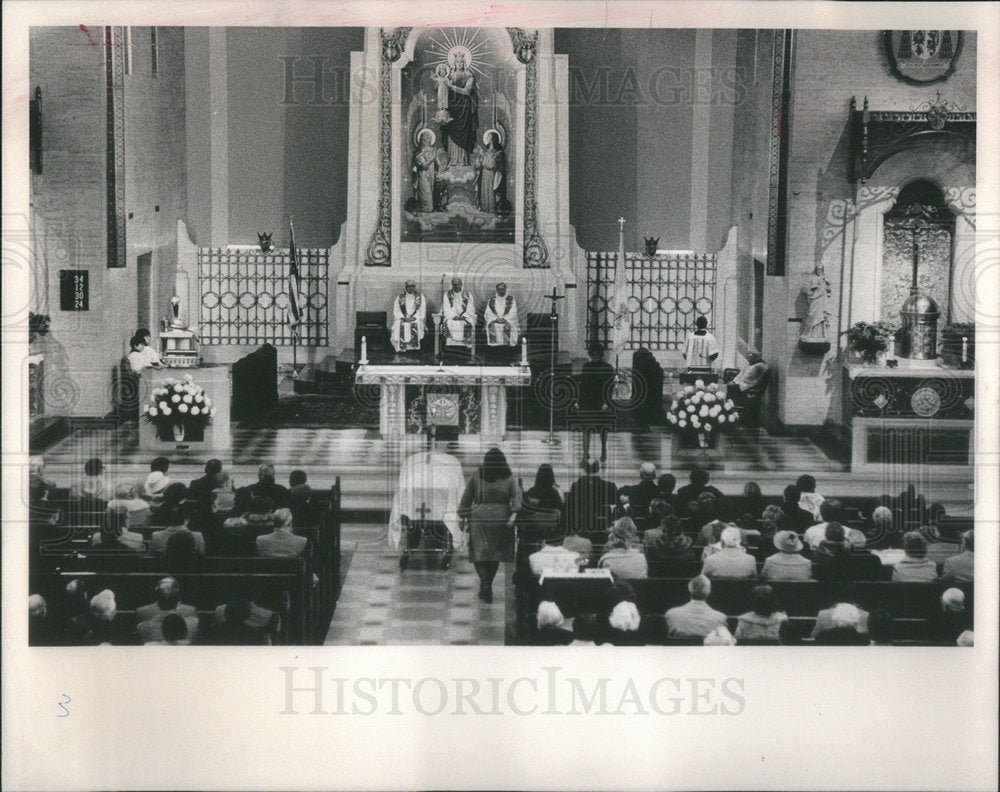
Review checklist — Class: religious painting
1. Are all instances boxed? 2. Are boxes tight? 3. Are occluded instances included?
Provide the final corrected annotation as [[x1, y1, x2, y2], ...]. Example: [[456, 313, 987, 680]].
[[400, 28, 517, 243], [884, 30, 963, 84]]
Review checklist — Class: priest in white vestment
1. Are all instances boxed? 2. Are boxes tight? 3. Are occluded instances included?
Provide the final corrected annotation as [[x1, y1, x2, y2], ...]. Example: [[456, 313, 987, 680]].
[[388, 446, 466, 569], [682, 315, 720, 368], [390, 280, 427, 353], [484, 282, 520, 348], [441, 277, 476, 349]]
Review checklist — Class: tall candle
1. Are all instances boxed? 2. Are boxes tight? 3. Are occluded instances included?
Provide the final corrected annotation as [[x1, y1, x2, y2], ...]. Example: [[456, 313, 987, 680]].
[[361, 335, 368, 364], [961, 336, 968, 363], [521, 337, 528, 366], [887, 339, 895, 359]]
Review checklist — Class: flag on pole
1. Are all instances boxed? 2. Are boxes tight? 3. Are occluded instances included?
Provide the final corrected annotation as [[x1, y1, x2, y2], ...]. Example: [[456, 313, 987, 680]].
[[287, 220, 302, 339], [610, 217, 631, 353]]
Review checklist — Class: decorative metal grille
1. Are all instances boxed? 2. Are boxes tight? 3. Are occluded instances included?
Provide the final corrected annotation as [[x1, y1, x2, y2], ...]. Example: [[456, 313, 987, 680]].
[[197, 247, 328, 346], [585, 251, 717, 351]]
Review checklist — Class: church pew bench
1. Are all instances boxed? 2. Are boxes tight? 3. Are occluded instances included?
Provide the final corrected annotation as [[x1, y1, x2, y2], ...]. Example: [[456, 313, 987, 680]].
[[31, 555, 315, 644]]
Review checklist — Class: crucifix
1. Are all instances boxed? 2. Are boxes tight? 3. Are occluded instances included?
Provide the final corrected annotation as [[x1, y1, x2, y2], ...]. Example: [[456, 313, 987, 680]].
[[415, 502, 432, 521]]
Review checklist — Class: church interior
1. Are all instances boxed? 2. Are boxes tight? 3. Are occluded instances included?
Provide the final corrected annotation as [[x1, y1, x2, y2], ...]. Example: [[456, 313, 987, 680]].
[[23, 26, 979, 647]]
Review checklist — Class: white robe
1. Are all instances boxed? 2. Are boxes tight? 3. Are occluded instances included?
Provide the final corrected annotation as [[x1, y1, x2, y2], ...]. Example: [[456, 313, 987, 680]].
[[484, 293, 520, 347], [682, 331, 719, 367], [442, 290, 476, 347], [387, 451, 465, 550], [390, 293, 426, 352]]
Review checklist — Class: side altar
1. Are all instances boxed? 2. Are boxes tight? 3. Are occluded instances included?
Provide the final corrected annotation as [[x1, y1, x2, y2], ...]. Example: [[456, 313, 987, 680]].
[[843, 360, 974, 475], [355, 363, 531, 441]]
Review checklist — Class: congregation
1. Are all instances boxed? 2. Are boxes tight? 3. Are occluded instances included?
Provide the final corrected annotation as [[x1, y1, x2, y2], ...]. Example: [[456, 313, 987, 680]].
[[27, 449, 974, 647]]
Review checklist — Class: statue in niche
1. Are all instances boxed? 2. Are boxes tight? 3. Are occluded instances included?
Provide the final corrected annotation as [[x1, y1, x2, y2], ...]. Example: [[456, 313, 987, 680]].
[[799, 263, 832, 349], [474, 130, 509, 214], [411, 129, 443, 213], [441, 50, 479, 167]]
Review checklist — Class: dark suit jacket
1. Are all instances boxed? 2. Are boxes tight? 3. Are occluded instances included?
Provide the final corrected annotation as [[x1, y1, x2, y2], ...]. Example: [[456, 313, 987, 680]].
[[187, 474, 217, 503], [618, 480, 660, 514], [579, 360, 615, 410], [566, 474, 618, 534]]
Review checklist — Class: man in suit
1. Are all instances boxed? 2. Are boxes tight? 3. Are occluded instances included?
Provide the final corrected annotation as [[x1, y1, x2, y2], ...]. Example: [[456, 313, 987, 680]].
[[664, 575, 728, 639], [576, 343, 616, 462], [188, 459, 223, 503], [565, 458, 619, 538], [256, 508, 308, 558], [940, 530, 974, 584], [235, 463, 289, 513], [674, 466, 726, 516], [701, 527, 757, 579], [136, 577, 200, 644], [150, 516, 206, 556], [617, 462, 659, 519]]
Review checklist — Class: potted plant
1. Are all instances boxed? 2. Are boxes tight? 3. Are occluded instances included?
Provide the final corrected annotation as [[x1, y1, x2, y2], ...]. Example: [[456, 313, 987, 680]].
[[846, 321, 896, 364], [940, 322, 974, 367], [142, 374, 215, 442], [29, 312, 50, 347], [666, 379, 740, 449]]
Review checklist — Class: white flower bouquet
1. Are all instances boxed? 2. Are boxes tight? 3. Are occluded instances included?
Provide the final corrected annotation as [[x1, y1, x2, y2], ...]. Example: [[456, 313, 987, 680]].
[[665, 379, 739, 441], [142, 374, 215, 439]]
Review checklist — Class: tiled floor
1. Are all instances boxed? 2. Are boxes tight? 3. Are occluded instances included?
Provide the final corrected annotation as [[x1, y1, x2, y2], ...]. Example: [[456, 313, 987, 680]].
[[325, 523, 511, 645]]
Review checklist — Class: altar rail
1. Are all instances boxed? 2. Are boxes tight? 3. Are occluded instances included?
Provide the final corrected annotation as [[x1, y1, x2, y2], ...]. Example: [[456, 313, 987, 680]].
[[585, 251, 717, 351], [197, 247, 329, 346]]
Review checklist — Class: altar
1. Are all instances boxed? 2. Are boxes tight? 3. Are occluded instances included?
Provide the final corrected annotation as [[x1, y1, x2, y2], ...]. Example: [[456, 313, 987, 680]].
[[843, 360, 974, 475], [137, 364, 233, 453], [354, 364, 531, 441]]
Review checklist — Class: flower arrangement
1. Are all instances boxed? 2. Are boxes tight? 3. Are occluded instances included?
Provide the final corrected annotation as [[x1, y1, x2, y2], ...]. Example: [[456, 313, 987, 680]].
[[666, 380, 739, 445], [142, 374, 215, 440], [846, 321, 896, 364]]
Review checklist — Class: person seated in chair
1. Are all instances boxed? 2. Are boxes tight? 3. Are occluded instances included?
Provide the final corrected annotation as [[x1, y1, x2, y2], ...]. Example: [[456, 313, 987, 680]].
[[892, 531, 938, 582], [565, 457, 618, 537], [235, 463, 289, 513], [940, 530, 974, 584], [700, 526, 757, 579], [256, 508, 309, 558], [761, 530, 813, 581], [726, 348, 768, 411], [150, 508, 206, 556], [617, 462, 659, 520], [664, 575, 728, 639], [188, 459, 224, 503], [598, 518, 649, 580]]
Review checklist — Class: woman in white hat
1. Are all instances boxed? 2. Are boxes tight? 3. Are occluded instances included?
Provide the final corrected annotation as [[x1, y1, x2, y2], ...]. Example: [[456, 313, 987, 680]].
[[761, 530, 813, 581]]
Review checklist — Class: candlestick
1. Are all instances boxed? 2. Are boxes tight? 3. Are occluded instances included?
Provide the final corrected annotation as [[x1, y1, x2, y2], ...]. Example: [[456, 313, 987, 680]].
[[887, 339, 895, 359], [961, 336, 968, 363], [360, 335, 368, 365], [521, 337, 528, 367]]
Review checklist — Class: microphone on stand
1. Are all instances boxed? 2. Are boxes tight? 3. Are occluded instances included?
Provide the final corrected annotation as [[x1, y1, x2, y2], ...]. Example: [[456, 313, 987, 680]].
[[541, 287, 566, 446]]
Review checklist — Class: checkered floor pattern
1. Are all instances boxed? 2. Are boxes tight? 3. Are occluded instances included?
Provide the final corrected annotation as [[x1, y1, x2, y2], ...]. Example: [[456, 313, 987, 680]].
[[324, 524, 512, 645]]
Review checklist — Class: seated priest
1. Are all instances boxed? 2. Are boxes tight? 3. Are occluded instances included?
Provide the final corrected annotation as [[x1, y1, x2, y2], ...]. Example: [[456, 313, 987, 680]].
[[727, 349, 769, 407], [390, 280, 427, 354], [442, 277, 476, 355], [388, 432, 466, 571], [682, 316, 719, 370], [483, 282, 520, 363]]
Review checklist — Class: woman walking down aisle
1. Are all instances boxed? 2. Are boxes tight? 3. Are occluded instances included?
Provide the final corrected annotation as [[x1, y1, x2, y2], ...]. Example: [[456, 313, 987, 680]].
[[459, 448, 522, 603]]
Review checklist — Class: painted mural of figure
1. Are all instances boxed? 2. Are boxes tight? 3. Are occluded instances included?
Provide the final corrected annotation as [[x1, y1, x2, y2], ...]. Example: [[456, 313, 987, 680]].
[[412, 130, 438, 213], [475, 131, 508, 213], [442, 51, 478, 167], [800, 264, 832, 342], [431, 63, 452, 124]]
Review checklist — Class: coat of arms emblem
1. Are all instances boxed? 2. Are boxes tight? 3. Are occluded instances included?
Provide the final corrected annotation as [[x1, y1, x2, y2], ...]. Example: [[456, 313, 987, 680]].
[[885, 31, 963, 84]]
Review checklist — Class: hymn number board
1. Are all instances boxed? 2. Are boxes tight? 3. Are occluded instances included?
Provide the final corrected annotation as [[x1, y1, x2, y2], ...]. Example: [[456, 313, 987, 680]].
[[59, 269, 89, 311]]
